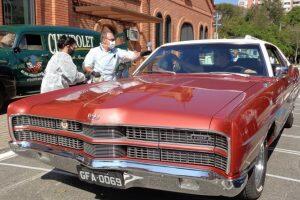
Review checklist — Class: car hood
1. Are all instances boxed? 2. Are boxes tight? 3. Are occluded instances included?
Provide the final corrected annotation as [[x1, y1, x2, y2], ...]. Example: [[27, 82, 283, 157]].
[[15, 74, 258, 129]]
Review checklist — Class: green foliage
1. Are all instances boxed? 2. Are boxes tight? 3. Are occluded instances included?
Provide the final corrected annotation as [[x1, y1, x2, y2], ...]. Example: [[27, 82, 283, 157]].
[[216, 3, 298, 58]]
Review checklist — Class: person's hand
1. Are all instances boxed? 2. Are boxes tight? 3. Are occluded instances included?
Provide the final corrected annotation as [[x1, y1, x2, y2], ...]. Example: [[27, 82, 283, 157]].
[[91, 71, 101, 77]]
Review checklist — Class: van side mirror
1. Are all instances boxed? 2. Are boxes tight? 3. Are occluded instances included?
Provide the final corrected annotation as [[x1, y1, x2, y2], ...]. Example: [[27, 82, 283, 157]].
[[13, 47, 21, 53], [275, 66, 288, 77]]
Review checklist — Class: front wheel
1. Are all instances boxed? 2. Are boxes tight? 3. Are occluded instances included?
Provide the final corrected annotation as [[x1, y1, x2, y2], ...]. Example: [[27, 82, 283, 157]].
[[238, 141, 268, 200]]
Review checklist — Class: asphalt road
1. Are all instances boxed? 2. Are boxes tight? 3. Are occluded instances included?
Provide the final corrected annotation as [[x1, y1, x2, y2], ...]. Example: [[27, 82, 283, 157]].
[[0, 99, 299, 200]]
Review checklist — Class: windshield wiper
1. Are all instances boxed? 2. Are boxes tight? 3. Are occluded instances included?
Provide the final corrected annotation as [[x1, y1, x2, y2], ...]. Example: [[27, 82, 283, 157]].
[[148, 70, 176, 75], [209, 72, 250, 77]]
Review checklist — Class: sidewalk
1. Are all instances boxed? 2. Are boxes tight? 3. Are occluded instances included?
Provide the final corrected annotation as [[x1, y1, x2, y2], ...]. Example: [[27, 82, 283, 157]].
[[0, 114, 9, 150]]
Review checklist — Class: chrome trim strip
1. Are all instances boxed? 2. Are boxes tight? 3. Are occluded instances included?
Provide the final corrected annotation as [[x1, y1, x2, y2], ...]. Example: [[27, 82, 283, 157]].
[[227, 137, 231, 174]]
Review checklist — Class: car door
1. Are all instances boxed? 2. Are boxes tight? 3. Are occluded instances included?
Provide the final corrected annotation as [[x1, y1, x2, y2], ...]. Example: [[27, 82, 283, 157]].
[[13, 33, 49, 92], [265, 44, 294, 133]]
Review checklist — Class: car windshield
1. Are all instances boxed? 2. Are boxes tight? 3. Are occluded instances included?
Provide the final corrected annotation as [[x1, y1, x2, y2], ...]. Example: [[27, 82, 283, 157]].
[[0, 31, 16, 48], [136, 43, 268, 76]]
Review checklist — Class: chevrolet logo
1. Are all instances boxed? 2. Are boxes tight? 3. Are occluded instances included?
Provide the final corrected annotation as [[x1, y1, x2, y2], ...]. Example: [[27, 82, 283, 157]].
[[60, 120, 68, 130]]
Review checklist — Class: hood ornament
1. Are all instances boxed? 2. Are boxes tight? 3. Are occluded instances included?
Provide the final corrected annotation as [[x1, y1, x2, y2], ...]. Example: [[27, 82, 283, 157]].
[[60, 120, 69, 130]]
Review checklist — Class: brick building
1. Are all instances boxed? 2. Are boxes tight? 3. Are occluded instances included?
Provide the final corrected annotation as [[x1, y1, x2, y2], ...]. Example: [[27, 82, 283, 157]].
[[0, 0, 215, 49]]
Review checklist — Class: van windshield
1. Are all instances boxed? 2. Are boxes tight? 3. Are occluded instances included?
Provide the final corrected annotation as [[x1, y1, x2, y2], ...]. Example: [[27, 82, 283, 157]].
[[0, 31, 16, 48]]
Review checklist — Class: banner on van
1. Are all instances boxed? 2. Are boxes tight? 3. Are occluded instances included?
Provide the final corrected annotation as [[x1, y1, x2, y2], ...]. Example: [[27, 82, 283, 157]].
[[48, 33, 95, 54]]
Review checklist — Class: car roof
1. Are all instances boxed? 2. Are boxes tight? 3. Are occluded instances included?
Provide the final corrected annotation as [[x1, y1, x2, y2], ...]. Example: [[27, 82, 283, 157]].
[[162, 38, 270, 47], [0, 25, 99, 35]]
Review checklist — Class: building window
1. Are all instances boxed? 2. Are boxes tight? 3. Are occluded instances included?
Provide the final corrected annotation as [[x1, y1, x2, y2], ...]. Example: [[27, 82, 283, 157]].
[[180, 23, 194, 41], [200, 25, 204, 39], [204, 27, 208, 39], [2, 0, 35, 25], [155, 12, 163, 48], [165, 16, 171, 43]]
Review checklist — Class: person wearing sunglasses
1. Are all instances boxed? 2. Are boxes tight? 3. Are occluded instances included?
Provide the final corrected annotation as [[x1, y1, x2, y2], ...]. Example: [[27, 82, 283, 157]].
[[83, 31, 150, 82]]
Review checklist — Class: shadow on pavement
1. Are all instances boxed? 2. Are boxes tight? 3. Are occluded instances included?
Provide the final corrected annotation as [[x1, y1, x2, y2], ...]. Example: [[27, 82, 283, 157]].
[[267, 129, 284, 160], [41, 170, 231, 200]]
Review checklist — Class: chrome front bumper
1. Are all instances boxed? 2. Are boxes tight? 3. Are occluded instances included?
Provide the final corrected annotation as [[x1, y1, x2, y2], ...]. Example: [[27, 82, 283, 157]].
[[9, 141, 247, 197]]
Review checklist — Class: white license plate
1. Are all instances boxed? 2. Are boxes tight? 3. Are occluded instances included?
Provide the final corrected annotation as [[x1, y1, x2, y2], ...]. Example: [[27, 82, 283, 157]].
[[77, 166, 124, 188]]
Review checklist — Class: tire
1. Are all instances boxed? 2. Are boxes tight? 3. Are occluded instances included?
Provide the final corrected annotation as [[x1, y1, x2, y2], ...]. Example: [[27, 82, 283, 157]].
[[238, 141, 268, 200], [284, 112, 294, 128]]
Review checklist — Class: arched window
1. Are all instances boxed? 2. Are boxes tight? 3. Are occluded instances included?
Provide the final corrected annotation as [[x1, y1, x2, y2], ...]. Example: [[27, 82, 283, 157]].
[[199, 25, 204, 39], [155, 12, 163, 48], [180, 23, 194, 41], [165, 16, 171, 43], [204, 27, 208, 39]]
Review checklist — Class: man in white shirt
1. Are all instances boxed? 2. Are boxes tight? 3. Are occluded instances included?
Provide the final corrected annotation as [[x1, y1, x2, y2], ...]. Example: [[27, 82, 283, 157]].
[[83, 31, 143, 82]]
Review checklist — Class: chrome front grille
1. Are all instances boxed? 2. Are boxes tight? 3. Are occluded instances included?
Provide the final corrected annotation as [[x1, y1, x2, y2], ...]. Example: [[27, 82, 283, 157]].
[[126, 127, 228, 151], [127, 147, 227, 171], [12, 115, 229, 172], [161, 149, 227, 171], [84, 143, 126, 158], [12, 115, 82, 132], [83, 126, 125, 138], [14, 130, 83, 150], [126, 127, 159, 141], [127, 146, 160, 160]]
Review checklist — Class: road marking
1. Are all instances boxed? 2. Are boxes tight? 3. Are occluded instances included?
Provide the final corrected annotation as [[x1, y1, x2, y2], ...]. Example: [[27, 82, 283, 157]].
[[294, 112, 300, 115], [269, 148, 300, 156], [0, 171, 47, 193], [293, 124, 300, 127], [282, 134, 300, 139], [267, 174, 300, 183], [0, 162, 52, 172], [0, 162, 76, 177], [0, 151, 16, 162]]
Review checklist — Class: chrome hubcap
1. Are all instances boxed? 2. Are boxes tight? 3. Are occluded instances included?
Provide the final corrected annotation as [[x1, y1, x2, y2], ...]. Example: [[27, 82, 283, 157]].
[[254, 143, 265, 192]]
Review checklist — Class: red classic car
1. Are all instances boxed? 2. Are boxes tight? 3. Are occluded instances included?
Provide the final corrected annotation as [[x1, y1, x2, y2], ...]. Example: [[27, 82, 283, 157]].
[[7, 38, 300, 199]]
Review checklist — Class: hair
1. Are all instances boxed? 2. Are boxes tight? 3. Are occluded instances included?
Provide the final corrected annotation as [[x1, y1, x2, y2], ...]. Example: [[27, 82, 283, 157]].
[[57, 35, 76, 49], [100, 31, 113, 42]]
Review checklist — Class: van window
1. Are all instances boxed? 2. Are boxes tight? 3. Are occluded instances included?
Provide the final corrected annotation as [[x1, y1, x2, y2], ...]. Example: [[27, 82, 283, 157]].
[[19, 34, 43, 50]]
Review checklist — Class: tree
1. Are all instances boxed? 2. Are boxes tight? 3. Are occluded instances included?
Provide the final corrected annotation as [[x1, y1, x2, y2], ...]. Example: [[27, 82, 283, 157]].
[[261, 0, 284, 26], [284, 7, 300, 26], [216, 3, 294, 59]]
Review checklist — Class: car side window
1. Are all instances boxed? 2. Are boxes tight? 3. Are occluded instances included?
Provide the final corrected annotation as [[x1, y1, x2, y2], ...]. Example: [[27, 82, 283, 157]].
[[266, 46, 285, 66], [266, 45, 287, 74], [19, 34, 43, 51]]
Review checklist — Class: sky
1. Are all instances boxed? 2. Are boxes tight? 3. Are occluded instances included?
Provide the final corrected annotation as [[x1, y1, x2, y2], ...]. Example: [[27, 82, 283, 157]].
[[214, 0, 238, 4]]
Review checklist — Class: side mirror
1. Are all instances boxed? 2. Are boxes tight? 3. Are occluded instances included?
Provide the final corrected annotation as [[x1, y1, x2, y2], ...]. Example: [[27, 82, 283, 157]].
[[275, 66, 288, 77], [13, 47, 21, 53]]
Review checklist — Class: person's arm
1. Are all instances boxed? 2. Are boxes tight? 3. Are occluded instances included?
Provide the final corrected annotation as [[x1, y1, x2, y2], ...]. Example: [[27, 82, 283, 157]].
[[60, 55, 79, 84], [83, 49, 95, 74], [75, 72, 86, 83], [117, 49, 141, 63]]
